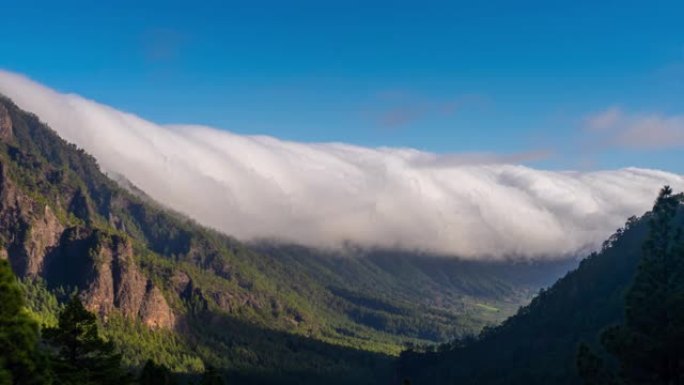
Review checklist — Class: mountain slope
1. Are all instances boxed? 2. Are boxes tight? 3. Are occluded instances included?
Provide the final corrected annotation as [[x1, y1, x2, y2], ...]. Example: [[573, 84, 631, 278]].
[[398, 201, 682, 384], [0, 94, 399, 383], [0, 94, 573, 383]]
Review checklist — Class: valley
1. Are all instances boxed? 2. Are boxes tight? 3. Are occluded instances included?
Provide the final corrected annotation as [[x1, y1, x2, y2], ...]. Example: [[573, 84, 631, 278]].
[[0, 96, 575, 383]]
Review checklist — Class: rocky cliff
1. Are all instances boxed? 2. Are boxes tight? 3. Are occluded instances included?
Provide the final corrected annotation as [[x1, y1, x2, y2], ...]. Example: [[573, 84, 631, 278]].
[[0, 100, 174, 329]]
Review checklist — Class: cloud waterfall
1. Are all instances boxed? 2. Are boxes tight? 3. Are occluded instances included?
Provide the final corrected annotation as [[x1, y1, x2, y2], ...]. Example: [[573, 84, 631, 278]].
[[1, 70, 682, 259]]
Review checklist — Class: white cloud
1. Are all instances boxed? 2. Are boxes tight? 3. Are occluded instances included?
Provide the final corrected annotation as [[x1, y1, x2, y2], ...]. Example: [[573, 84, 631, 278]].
[[1, 70, 683, 259]]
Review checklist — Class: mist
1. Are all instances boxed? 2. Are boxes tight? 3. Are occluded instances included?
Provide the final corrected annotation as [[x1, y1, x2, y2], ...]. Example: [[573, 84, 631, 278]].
[[0, 70, 682, 259]]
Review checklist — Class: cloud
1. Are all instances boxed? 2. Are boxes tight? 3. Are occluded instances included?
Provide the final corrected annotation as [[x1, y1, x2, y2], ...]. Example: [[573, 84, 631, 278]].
[[1, 70, 683, 260], [409, 150, 553, 168], [585, 106, 622, 131], [616, 115, 684, 149], [585, 107, 684, 149]]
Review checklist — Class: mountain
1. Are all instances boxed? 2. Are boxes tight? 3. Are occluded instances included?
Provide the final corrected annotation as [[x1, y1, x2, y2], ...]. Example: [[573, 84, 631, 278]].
[[0, 95, 572, 383], [398, 193, 683, 384]]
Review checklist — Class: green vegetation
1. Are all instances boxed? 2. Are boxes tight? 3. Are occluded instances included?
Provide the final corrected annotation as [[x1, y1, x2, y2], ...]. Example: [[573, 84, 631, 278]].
[[138, 360, 178, 385], [103, 315, 204, 372], [0, 259, 51, 385], [43, 296, 132, 385]]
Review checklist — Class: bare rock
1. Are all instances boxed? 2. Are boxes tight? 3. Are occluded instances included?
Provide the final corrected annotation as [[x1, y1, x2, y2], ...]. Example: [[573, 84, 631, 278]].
[[79, 233, 175, 329], [23, 205, 63, 276], [140, 283, 175, 329]]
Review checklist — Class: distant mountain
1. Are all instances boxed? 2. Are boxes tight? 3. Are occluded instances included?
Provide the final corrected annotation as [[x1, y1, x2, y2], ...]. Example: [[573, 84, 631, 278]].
[[0, 95, 572, 383], [398, 193, 683, 384]]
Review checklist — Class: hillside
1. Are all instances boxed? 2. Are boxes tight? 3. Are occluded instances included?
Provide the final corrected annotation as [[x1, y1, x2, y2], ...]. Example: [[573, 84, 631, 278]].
[[398, 194, 683, 384], [0, 96, 572, 383]]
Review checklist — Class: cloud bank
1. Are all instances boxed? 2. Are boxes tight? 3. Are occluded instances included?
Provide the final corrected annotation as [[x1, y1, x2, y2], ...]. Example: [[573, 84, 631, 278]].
[[1, 71, 683, 260]]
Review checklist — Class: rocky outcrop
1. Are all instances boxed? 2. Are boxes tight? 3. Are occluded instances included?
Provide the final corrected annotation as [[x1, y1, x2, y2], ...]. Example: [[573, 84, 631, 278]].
[[0, 163, 64, 276], [139, 284, 175, 329], [52, 229, 176, 329], [0, 99, 196, 331], [0, 162, 174, 329], [24, 205, 63, 276]]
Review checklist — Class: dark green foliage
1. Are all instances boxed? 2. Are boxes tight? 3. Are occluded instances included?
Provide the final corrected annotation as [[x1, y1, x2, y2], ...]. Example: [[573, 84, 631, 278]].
[[138, 360, 178, 385], [199, 366, 224, 385], [183, 312, 393, 385], [103, 314, 204, 372], [19, 278, 62, 327], [0, 259, 51, 385], [0, 364, 11, 385], [44, 296, 132, 385], [576, 343, 615, 385], [580, 187, 684, 385]]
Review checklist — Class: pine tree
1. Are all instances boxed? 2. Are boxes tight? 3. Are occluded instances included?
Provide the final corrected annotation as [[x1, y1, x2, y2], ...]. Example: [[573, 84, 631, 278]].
[[0, 363, 11, 385], [576, 343, 615, 385], [138, 360, 177, 385], [578, 186, 684, 385], [199, 365, 225, 385], [44, 296, 131, 385], [0, 259, 51, 385]]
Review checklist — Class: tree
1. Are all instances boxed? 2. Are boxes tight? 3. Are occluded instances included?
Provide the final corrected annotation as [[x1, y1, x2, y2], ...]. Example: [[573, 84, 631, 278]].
[[576, 343, 615, 385], [44, 296, 131, 385], [579, 186, 684, 385], [138, 360, 177, 385], [0, 259, 51, 385], [0, 363, 11, 385], [199, 365, 224, 385]]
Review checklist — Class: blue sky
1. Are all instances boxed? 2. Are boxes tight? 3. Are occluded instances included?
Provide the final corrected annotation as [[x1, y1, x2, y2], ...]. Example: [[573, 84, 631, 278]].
[[2, 0, 684, 172]]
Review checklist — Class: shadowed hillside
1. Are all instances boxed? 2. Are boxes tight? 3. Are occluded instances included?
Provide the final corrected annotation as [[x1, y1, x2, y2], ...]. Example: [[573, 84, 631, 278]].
[[399, 192, 684, 384]]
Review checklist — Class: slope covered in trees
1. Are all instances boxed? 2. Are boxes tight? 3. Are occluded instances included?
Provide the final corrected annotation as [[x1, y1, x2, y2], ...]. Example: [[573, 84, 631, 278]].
[[578, 186, 684, 384], [399, 187, 684, 385]]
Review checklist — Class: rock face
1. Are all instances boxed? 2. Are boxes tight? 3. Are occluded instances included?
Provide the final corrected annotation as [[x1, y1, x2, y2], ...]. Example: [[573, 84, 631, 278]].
[[139, 284, 175, 329], [0, 161, 174, 329], [0, 163, 64, 276], [74, 231, 175, 329]]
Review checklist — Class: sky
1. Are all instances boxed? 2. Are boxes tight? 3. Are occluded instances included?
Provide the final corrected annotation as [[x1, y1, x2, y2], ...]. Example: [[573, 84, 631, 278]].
[[2, 1, 684, 172]]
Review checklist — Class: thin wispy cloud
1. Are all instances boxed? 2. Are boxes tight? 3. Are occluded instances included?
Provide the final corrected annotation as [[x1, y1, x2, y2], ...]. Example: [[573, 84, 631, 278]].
[[585, 107, 684, 149], [1, 70, 683, 260], [585, 106, 622, 131]]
